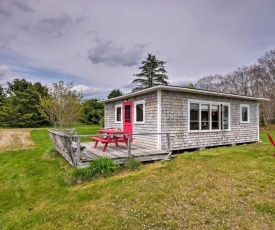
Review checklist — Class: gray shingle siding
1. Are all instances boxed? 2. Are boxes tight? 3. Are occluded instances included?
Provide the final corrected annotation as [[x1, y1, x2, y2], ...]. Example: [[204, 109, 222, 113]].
[[105, 92, 159, 148], [161, 90, 259, 150], [131, 92, 158, 148], [104, 89, 259, 151]]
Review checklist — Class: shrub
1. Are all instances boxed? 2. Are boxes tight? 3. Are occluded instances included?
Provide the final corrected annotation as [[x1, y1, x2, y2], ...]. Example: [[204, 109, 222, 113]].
[[66, 157, 120, 185], [89, 157, 120, 178], [125, 158, 141, 171]]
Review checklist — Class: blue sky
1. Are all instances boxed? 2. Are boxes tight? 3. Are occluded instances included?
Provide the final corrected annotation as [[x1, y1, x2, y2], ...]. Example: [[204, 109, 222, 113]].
[[0, 0, 274, 99]]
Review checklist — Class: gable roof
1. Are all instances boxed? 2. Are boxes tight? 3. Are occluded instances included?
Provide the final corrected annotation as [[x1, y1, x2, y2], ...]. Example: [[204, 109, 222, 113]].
[[104, 85, 270, 102]]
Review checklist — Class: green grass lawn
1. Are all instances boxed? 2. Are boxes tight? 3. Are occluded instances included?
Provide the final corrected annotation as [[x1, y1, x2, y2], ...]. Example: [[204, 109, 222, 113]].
[[0, 126, 275, 229]]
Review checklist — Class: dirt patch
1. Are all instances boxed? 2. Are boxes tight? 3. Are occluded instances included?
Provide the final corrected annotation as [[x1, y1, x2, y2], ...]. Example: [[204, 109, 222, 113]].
[[0, 129, 35, 152]]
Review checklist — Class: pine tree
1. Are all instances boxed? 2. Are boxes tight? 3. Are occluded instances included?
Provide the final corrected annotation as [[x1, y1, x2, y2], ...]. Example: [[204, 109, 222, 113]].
[[132, 53, 169, 92], [107, 89, 123, 99], [81, 98, 104, 124], [3, 79, 49, 127]]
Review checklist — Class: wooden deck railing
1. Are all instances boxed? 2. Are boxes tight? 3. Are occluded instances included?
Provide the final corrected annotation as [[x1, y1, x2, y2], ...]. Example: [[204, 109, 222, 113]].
[[125, 132, 172, 159], [48, 130, 172, 167]]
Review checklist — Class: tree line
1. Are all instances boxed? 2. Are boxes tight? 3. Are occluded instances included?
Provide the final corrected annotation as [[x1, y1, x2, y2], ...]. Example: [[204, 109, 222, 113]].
[[0, 53, 163, 128], [0, 79, 107, 128], [195, 48, 274, 124], [0, 50, 273, 128]]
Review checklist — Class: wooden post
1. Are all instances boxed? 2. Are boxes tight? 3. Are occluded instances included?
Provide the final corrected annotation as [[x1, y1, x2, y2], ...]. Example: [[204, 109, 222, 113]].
[[76, 136, 81, 166], [164, 133, 173, 160], [127, 134, 132, 158], [166, 133, 170, 153]]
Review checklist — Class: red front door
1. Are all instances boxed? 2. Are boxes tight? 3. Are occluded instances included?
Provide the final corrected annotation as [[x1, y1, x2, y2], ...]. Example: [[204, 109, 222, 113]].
[[123, 101, 133, 134]]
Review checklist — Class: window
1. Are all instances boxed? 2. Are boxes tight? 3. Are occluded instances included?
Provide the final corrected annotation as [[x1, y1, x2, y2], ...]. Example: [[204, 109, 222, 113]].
[[124, 105, 131, 123], [222, 105, 229, 129], [115, 105, 122, 123], [211, 105, 220, 130], [190, 103, 199, 130], [134, 100, 145, 123], [189, 101, 230, 131], [200, 104, 209, 130], [240, 104, 250, 123]]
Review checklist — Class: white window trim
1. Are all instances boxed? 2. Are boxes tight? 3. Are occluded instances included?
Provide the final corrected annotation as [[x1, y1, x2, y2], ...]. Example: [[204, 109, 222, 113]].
[[134, 100, 145, 124], [188, 100, 231, 132], [222, 104, 231, 131], [240, 104, 250, 123], [115, 104, 122, 123], [157, 89, 162, 149], [257, 102, 260, 141]]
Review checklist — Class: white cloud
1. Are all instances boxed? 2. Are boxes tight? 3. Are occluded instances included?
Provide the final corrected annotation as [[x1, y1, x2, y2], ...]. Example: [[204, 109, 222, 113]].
[[0, 34, 16, 49], [38, 14, 74, 38], [72, 84, 90, 92], [0, 65, 12, 84], [0, 0, 274, 98], [12, 0, 34, 13], [72, 84, 111, 99], [87, 39, 146, 67]]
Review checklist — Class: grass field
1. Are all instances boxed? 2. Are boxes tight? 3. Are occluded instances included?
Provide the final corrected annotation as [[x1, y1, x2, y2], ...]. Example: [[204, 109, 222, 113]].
[[0, 126, 275, 229]]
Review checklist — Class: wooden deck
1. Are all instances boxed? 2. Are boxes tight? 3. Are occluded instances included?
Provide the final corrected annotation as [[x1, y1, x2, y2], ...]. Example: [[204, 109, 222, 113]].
[[76, 142, 172, 168], [48, 130, 174, 168]]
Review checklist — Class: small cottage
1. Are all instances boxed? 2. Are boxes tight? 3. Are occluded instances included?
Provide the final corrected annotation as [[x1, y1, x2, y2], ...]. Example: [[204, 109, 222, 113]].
[[104, 85, 269, 151]]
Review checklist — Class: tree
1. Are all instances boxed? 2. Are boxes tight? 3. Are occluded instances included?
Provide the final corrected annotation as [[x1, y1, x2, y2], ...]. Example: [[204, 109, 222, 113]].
[[258, 48, 275, 123], [2, 79, 49, 127], [107, 89, 123, 99], [0, 85, 6, 125], [258, 48, 275, 82], [194, 48, 275, 124], [39, 81, 83, 130], [182, 83, 195, 89], [195, 74, 226, 92], [0, 85, 5, 106], [132, 53, 169, 92], [81, 98, 104, 124]]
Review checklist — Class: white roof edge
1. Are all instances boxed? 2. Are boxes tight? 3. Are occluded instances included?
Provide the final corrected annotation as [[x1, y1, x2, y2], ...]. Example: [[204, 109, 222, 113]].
[[103, 85, 270, 102]]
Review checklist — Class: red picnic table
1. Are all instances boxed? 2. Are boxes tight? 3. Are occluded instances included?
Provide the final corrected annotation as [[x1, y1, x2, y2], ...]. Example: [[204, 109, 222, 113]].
[[91, 129, 129, 152]]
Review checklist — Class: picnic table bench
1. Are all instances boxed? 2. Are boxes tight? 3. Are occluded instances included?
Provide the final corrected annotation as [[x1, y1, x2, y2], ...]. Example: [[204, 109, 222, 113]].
[[91, 129, 130, 152]]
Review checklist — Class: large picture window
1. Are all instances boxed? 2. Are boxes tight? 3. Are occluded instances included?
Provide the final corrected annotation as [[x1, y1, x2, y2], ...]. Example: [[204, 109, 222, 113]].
[[240, 104, 250, 123], [189, 101, 230, 131], [134, 100, 145, 123], [115, 104, 122, 123]]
